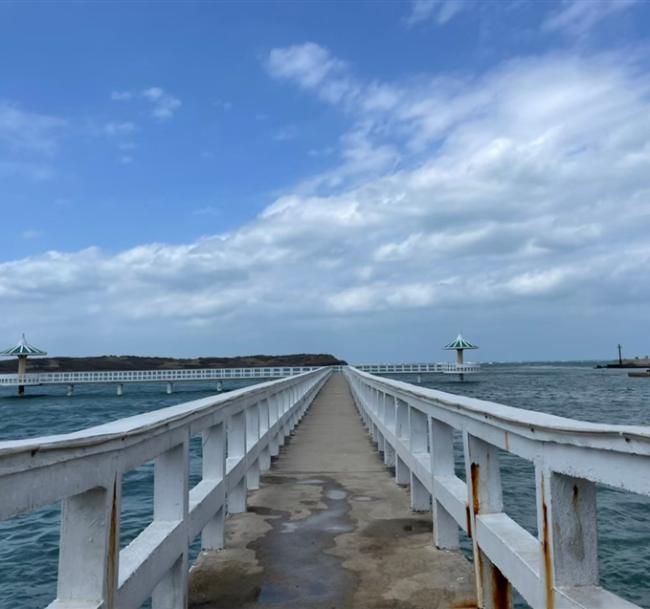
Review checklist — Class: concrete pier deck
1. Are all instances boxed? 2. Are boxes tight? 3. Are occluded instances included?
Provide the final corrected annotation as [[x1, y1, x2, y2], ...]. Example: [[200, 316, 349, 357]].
[[189, 373, 476, 609]]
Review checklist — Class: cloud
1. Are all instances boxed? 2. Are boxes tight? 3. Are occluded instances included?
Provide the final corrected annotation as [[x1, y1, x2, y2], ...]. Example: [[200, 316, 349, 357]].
[[543, 0, 639, 36], [0, 161, 54, 181], [192, 205, 221, 216], [104, 121, 137, 137], [0, 102, 65, 182], [110, 87, 182, 120], [273, 125, 298, 141], [142, 87, 182, 120], [0, 101, 66, 153], [404, 0, 466, 27], [21, 229, 43, 240], [3, 50, 650, 358], [267, 42, 358, 104]]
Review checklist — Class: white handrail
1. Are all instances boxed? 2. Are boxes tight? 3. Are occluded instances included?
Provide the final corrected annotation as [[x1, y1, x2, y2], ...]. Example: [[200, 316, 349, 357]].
[[352, 362, 480, 374], [0, 367, 332, 609], [0, 365, 323, 387], [344, 366, 650, 609]]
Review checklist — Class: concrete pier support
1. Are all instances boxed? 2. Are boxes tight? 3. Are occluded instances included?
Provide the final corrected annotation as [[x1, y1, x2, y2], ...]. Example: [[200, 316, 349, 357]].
[[67, 384, 74, 397], [116, 383, 123, 396], [216, 381, 223, 391], [166, 382, 173, 395]]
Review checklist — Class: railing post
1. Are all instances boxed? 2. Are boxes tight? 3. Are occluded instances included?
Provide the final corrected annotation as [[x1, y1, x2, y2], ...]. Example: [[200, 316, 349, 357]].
[[396, 398, 408, 441], [430, 419, 459, 549], [269, 394, 280, 457], [152, 437, 189, 609], [385, 394, 396, 432], [395, 398, 410, 485], [259, 398, 271, 471], [377, 390, 386, 423], [202, 422, 226, 551], [536, 467, 598, 609], [382, 394, 396, 467], [56, 476, 121, 609], [464, 432, 511, 609], [227, 412, 247, 513], [246, 403, 261, 490], [409, 407, 431, 512], [384, 441, 396, 467]]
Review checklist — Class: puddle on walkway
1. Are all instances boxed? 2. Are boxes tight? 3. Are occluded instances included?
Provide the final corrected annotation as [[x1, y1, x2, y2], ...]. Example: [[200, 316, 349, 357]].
[[325, 489, 347, 500], [250, 477, 356, 608]]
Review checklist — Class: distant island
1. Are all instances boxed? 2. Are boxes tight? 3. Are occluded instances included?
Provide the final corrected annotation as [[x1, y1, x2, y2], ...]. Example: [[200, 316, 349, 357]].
[[0, 353, 347, 374]]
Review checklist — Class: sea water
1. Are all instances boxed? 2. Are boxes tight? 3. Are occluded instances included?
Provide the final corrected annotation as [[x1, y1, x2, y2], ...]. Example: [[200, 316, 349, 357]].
[[0, 364, 648, 608]]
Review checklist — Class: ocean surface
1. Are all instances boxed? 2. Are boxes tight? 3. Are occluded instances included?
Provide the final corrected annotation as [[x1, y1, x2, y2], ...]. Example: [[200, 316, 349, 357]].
[[0, 363, 649, 609]]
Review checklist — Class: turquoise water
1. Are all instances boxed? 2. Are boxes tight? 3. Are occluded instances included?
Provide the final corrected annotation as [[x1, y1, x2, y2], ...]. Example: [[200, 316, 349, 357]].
[[1, 364, 649, 608]]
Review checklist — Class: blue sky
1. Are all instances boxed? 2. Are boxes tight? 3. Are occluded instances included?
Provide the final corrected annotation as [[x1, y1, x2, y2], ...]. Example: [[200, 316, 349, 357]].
[[1, 0, 650, 362]]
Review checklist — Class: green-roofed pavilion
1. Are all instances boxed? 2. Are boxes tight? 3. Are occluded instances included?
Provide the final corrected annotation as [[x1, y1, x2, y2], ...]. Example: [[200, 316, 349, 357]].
[[0, 334, 47, 395], [443, 334, 478, 351], [443, 334, 478, 365], [0, 334, 48, 357]]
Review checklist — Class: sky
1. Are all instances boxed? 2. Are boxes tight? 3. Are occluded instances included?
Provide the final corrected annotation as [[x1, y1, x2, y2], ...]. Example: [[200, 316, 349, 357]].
[[1, 0, 650, 363]]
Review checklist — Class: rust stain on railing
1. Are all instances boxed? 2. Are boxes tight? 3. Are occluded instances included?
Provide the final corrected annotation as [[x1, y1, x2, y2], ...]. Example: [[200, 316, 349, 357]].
[[470, 462, 480, 515], [541, 474, 554, 609], [106, 477, 119, 609], [491, 563, 511, 609]]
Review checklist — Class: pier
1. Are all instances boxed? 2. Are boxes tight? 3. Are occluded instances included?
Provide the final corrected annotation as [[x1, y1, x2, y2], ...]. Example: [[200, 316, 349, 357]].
[[1, 366, 648, 609], [0, 363, 479, 395]]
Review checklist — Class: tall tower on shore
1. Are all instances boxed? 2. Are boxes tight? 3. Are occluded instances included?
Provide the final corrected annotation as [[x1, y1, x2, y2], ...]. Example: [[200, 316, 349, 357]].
[[0, 334, 48, 396]]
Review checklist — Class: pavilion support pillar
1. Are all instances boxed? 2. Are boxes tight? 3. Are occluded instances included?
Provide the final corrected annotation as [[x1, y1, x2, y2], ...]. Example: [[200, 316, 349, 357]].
[[17, 355, 26, 397]]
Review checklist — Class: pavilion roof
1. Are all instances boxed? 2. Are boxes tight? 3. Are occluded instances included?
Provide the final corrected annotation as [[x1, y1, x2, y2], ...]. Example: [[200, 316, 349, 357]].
[[0, 334, 47, 357], [443, 334, 478, 350]]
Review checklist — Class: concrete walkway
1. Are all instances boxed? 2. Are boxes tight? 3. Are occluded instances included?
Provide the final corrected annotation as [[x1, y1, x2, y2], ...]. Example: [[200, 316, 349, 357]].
[[189, 373, 476, 609]]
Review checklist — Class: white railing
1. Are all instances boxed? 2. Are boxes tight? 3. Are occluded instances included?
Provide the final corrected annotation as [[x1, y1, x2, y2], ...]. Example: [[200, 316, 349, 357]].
[[0, 366, 322, 387], [353, 362, 480, 375], [345, 366, 650, 609], [0, 367, 331, 609]]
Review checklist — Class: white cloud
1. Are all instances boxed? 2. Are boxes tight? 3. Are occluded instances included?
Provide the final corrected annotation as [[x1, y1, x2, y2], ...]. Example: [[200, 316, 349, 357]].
[[3, 50, 650, 358], [273, 125, 298, 141], [110, 87, 182, 121], [0, 101, 66, 153], [405, 0, 466, 27], [267, 42, 358, 105], [21, 229, 43, 240], [142, 87, 182, 120], [543, 0, 639, 36], [104, 121, 137, 137]]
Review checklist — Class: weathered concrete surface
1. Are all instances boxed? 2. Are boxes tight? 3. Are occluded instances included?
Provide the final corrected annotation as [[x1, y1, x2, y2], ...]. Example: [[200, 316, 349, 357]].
[[189, 373, 476, 609]]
